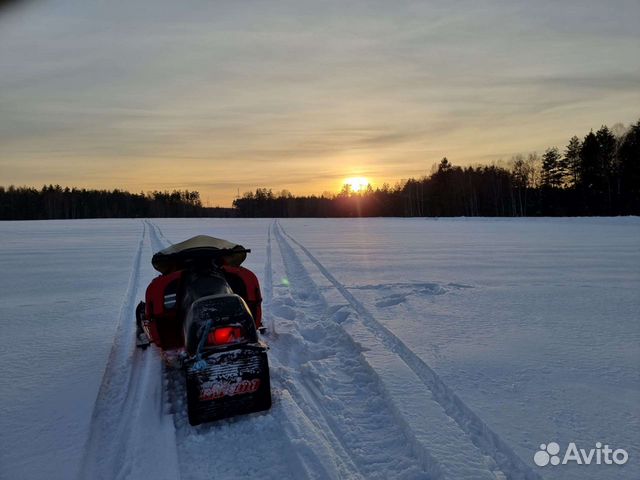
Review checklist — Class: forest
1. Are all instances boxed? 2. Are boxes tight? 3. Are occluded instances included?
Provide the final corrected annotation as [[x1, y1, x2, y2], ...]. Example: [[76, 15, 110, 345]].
[[234, 120, 640, 217], [0, 188, 233, 220], [2, 120, 638, 219]]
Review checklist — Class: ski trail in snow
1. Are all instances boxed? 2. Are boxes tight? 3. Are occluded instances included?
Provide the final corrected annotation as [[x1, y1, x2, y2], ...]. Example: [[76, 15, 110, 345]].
[[277, 222, 542, 480], [271, 221, 437, 479], [78, 220, 180, 480]]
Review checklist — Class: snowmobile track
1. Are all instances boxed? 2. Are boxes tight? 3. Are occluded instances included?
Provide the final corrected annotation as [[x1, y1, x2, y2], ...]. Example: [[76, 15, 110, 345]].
[[78, 221, 146, 478], [265, 221, 367, 479], [272, 221, 439, 479], [79, 221, 180, 480], [148, 221, 329, 480], [276, 221, 542, 480], [82, 219, 538, 480], [263, 222, 277, 335], [147, 220, 168, 253]]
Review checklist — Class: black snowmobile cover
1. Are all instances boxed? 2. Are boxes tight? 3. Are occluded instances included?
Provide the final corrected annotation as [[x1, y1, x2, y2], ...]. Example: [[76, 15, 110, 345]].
[[152, 235, 250, 274]]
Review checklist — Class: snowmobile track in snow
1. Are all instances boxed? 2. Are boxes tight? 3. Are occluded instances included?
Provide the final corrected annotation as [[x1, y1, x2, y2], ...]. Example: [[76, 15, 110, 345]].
[[81, 219, 539, 480], [149, 221, 332, 480], [275, 220, 542, 480], [78, 221, 146, 479], [79, 221, 180, 480], [272, 221, 439, 479]]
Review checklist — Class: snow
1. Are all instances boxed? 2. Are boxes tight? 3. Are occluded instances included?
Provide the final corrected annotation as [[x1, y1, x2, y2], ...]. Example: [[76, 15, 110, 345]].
[[0, 217, 638, 480], [0, 220, 142, 480]]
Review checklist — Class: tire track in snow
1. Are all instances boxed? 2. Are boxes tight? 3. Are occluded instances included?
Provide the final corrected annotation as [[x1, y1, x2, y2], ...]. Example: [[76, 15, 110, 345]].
[[78, 220, 180, 480], [277, 222, 542, 480], [271, 221, 436, 479]]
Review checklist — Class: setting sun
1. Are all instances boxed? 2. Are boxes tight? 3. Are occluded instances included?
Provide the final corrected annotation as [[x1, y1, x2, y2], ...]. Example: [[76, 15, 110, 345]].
[[345, 177, 370, 192]]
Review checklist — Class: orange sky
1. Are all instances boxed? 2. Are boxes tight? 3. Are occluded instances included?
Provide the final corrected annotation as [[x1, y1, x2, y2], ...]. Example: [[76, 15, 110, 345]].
[[1, 1, 639, 206]]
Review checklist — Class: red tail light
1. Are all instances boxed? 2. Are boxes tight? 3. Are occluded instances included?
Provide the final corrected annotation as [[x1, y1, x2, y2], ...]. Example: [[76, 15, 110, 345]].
[[207, 326, 246, 346]]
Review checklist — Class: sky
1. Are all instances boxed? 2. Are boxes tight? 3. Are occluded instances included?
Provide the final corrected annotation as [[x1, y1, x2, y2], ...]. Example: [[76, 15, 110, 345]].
[[1, 0, 639, 206]]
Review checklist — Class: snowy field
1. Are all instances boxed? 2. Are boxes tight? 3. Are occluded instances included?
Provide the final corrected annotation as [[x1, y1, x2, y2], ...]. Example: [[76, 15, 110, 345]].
[[0, 217, 638, 480]]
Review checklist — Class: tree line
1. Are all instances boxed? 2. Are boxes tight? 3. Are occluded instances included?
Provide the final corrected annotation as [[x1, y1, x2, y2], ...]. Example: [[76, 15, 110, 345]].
[[2, 119, 638, 219], [0, 186, 233, 220], [233, 119, 640, 217]]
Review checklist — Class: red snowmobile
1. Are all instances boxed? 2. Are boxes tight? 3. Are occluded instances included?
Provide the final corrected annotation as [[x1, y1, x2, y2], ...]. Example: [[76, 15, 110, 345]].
[[136, 235, 271, 426]]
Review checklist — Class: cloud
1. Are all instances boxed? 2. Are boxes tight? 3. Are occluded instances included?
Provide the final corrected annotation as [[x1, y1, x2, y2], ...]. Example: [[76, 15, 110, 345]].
[[0, 0, 638, 204]]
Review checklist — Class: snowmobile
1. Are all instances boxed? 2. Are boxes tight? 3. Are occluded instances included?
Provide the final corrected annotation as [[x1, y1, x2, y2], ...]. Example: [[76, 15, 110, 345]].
[[135, 235, 271, 426]]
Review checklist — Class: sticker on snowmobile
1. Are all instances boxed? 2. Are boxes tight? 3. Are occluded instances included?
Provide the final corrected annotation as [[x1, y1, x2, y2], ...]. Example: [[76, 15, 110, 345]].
[[199, 378, 261, 401], [185, 345, 271, 424]]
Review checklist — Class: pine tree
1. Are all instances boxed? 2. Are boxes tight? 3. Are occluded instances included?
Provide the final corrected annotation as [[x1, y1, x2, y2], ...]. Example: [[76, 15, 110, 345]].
[[541, 147, 563, 188], [596, 125, 616, 211], [617, 120, 640, 213], [579, 131, 601, 191], [564, 136, 581, 187]]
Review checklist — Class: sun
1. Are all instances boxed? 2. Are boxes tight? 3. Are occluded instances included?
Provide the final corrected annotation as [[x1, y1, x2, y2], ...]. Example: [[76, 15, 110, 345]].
[[344, 177, 370, 192]]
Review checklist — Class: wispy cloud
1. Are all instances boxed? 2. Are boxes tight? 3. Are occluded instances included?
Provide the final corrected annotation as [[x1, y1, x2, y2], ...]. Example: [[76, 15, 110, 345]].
[[1, 0, 638, 204]]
